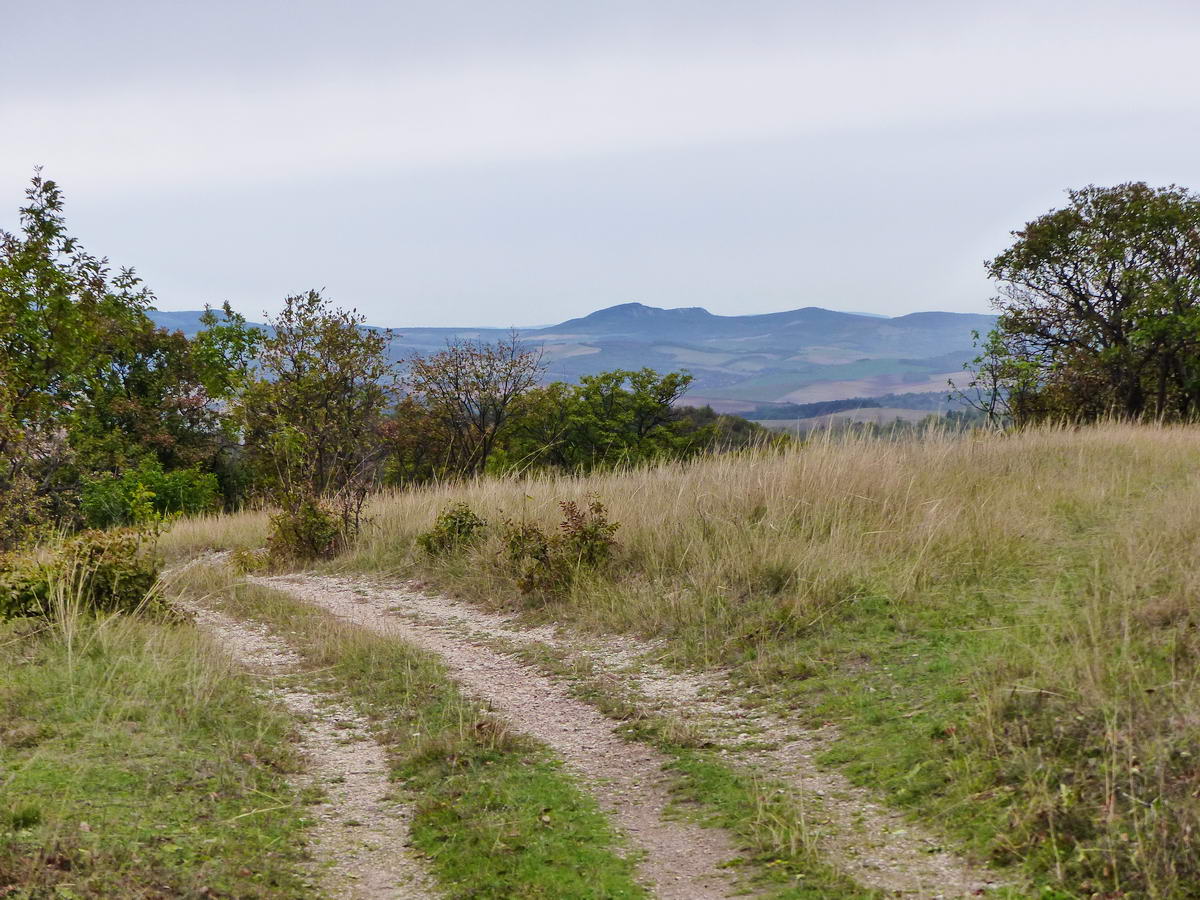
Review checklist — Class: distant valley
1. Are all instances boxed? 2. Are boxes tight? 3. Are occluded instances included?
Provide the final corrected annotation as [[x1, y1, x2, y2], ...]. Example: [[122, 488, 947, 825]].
[[149, 302, 995, 412]]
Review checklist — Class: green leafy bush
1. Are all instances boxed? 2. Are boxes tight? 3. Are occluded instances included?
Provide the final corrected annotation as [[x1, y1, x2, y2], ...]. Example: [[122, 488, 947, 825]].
[[63, 529, 162, 613], [0, 552, 51, 619], [500, 498, 620, 599], [557, 498, 619, 567], [81, 460, 220, 528], [0, 529, 162, 620], [417, 502, 488, 555], [266, 497, 345, 562]]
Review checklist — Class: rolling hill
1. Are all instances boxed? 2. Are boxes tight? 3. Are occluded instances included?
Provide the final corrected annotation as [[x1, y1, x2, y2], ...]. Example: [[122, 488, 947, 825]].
[[148, 302, 994, 411]]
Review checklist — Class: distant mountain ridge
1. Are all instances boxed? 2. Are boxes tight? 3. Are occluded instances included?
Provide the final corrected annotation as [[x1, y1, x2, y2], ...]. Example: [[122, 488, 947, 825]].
[[148, 302, 994, 412]]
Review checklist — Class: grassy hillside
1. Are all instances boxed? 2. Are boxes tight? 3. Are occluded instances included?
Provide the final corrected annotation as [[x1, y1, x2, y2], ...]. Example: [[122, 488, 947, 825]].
[[165, 423, 1200, 897]]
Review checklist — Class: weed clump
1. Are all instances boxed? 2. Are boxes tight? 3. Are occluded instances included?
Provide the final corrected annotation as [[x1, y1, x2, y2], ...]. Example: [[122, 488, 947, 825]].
[[266, 497, 347, 562], [417, 502, 487, 555], [230, 547, 271, 574], [0, 528, 162, 620], [501, 497, 619, 598]]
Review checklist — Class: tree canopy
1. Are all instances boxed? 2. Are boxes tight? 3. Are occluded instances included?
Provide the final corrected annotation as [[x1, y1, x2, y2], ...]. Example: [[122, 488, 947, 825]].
[[979, 182, 1200, 422]]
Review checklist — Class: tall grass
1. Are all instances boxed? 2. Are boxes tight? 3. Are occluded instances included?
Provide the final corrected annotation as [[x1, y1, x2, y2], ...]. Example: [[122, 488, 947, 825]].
[[169, 422, 1200, 896], [0, 555, 311, 897]]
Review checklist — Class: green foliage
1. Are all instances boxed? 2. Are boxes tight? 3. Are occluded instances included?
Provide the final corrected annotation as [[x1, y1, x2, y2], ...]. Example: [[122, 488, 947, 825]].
[[0, 552, 50, 620], [417, 502, 488, 555], [501, 498, 620, 598], [983, 181, 1200, 421], [504, 368, 703, 474], [0, 450, 50, 552], [240, 290, 396, 498], [266, 496, 346, 562], [0, 174, 259, 532], [0, 529, 161, 620], [80, 459, 219, 528], [240, 289, 397, 552], [62, 529, 162, 614]]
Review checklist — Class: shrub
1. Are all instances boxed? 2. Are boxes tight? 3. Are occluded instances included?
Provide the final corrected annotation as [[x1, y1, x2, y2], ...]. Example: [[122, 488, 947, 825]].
[[500, 520, 568, 596], [0, 468, 51, 553], [230, 547, 271, 574], [418, 502, 488, 555], [266, 497, 346, 562], [0, 552, 51, 619], [500, 498, 620, 599], [62, 529, 162, 614], [81, 460, 220, 528], [0, 529, 162, 620], [557, 498, 619, 567]]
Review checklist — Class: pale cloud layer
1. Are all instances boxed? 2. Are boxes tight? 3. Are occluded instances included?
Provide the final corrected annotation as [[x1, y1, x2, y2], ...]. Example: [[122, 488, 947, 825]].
[[3, 1, 1199, 325]]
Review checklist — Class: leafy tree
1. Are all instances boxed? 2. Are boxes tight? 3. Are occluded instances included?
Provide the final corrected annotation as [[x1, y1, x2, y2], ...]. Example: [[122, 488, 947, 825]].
[[239, 290, 397, 552], [404, 333, 544, 476], [0, 172, 159, 541], [950, 329, 1040, 428], [0, 174, 262, 540], [379, 395, 459, 486], [670, 404, 775, 450], [985, 182, 1200, 420], [504, 369, 700, 473], [69, 304, 260, 477]]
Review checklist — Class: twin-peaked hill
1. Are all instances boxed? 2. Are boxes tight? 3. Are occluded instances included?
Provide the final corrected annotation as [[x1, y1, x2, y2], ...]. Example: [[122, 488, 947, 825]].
[[149, 302, 995, 412]]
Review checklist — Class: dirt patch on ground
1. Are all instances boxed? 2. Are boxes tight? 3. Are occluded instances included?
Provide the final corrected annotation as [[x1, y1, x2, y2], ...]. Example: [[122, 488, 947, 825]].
[[250, 574, 748, 900], [255, 574, 1014, 898], [182, 598, 438, 899]]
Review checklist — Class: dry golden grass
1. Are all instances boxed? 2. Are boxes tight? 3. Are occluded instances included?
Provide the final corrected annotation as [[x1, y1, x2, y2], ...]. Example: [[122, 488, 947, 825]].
[[169, 422, 1200, 896], [159, 507, 270, 560]]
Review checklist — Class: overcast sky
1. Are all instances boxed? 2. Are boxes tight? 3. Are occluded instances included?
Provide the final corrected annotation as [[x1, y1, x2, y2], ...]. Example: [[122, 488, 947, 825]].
[[4, 1, 1199, 326]]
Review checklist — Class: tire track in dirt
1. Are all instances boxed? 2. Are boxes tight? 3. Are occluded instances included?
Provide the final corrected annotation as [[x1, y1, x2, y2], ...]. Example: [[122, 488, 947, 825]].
[[182, 598, 439, 899], [255, 574, 1015, 898], [249, 574, 749, 900]]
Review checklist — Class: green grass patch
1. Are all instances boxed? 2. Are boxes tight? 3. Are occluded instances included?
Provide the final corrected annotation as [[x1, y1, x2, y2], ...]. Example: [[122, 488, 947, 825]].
[[0, 614, 313, 898], [666, 752, 877, 899]]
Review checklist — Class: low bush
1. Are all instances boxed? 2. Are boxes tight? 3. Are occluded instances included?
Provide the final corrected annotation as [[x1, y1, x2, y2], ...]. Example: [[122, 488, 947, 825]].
[[266, 496, 346, 562], [501, 498, 620, 599], [500, 519, 568, 596], [81, 460, 220, 528], [230, 547, 271, 574], [0, 529, 162, 620], [65, 529, 162, 614], [0, 552, 51, 619], [417, 502, 488, 555], [557, 497, 619, 566]]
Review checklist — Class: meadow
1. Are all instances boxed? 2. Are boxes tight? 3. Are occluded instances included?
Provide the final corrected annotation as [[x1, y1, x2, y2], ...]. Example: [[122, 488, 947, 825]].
[[165, 422, 1200, 896]]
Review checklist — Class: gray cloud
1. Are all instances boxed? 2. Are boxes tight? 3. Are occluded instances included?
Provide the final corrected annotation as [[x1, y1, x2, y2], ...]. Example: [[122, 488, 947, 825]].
[[3, 0, 1199, 325]]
